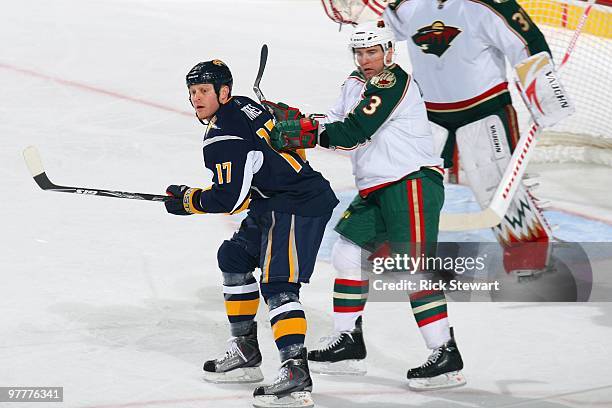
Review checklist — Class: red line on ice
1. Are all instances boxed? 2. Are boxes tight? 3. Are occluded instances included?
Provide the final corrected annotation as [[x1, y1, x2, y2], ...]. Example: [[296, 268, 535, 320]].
[[0, 62, 348, 162], [0, 62, 193, 117]]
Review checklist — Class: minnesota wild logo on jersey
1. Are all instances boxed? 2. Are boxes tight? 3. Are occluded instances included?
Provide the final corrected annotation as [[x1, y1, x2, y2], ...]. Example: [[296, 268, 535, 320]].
[[370, 71, 397, 89], [411, 21, 461, 57]]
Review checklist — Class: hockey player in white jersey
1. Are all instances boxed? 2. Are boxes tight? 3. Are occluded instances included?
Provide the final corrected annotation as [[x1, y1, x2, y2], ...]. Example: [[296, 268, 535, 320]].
[[322, 0, 573, 276], [381, 0, 573, 276], [263, 21, 467, 390]]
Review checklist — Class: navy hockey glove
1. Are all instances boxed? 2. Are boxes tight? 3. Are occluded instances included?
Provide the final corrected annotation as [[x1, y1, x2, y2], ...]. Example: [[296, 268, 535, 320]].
[[165, 184, 204, 215], [270, 118, 321, 150], [261, 101, 304, 122]]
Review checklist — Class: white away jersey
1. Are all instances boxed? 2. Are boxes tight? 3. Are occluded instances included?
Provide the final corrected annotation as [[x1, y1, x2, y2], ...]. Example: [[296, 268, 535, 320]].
[[322, 65, 443, 194], [384, 0, 551, 108]]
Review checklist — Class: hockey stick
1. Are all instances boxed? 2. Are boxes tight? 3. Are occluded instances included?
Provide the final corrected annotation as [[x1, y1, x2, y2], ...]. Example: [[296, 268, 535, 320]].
[[253, 44, 268, 102], [24, 49, 273, 204], [439, 3, 593, 231], [23, 146, 170, 202]]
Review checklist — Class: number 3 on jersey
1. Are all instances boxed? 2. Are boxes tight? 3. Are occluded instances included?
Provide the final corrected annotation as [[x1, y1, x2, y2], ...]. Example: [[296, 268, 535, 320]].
[[363, 95, 382, 115]]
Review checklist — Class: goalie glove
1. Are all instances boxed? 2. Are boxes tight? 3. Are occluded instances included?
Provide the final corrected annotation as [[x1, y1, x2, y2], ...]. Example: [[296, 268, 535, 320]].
[[270, 118, 323, 150], [515, 51, 575, 128], [321, 0, 391, 25], [261, 101, 304, 122]]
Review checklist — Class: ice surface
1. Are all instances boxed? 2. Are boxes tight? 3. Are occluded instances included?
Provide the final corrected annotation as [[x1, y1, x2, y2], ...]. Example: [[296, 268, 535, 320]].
[[1, 1, 611, 407]]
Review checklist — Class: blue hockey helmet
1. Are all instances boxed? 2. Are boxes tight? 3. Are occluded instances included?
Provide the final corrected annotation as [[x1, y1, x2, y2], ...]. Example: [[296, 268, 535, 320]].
[[186, 59, 233, 95]]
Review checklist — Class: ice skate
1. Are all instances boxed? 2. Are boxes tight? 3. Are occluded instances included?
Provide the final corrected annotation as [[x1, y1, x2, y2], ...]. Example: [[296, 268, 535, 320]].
[[252, 348, 314, 408], [307, 316, 367, 376], [406, 328, 466, 391], [202, 322, 263, 383]]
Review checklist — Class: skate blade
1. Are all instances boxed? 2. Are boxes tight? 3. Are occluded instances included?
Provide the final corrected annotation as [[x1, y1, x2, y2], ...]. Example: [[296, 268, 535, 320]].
[[408, 371, 466, 391], [252, 391, 314, 408], [309, 359, 366, 376], [203, 366, 264, 384]]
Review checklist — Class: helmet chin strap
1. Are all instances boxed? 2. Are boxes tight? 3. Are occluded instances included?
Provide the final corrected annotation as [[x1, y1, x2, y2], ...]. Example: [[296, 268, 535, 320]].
[[352, 51, 360, 69], [187, 94, 207, 126]]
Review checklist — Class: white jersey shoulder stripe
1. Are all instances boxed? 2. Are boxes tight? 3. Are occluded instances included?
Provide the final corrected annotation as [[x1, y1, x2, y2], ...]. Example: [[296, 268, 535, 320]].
[[347, 75, 365, 83], [203, 135, 244, 148]]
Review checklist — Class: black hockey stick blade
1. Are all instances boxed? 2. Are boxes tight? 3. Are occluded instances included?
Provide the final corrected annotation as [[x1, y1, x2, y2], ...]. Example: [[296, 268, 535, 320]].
[[23, 146, 170, 202], [253, 44, 268, 102]]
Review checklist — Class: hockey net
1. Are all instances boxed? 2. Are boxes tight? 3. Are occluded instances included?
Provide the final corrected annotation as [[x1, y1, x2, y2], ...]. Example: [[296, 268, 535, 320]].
[[514, 0, 612, 165]]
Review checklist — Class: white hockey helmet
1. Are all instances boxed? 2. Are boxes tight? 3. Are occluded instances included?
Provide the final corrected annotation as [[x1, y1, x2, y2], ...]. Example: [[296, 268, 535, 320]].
[[349, 20, 396, 66]]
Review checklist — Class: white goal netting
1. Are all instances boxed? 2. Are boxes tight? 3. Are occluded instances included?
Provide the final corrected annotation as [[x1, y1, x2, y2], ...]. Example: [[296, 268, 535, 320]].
[[514, 0, 612, 165]]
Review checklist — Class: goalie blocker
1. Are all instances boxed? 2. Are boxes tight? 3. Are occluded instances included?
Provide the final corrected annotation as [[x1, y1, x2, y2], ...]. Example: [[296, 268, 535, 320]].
[[515, 51, 574, 128]]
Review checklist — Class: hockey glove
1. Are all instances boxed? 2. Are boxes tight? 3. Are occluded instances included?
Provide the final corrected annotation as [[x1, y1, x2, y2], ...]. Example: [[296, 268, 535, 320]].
[[261, 101, 304, 122], [270, 118, 321, 150], [514, 52, 574, 128], [165, 184, 203, 216]]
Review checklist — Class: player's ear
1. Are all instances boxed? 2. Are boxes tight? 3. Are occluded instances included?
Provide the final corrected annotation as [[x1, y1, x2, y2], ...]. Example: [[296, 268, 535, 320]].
[[219, 85, 231, 103], [386, 47, 394, 65]]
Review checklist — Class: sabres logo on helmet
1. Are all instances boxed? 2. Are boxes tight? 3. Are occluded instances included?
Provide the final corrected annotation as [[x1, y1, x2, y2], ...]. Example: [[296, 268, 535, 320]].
[[186, 60, 233, 92], [412, 21, 461, 57]]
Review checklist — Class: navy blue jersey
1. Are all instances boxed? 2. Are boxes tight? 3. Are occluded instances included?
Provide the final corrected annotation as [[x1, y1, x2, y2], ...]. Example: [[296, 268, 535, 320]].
[[194, 96, 338, 216]]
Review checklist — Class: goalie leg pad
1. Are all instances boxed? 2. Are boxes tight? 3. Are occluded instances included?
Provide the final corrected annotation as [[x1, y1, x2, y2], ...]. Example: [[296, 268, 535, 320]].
[[497, 188, 552, 272], [456, 111, 552, 272], [456, 114, 513, 206]]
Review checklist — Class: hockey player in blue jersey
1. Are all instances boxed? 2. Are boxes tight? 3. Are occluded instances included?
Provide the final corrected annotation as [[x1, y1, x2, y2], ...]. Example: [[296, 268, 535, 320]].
[[164, 59, 338, 408]]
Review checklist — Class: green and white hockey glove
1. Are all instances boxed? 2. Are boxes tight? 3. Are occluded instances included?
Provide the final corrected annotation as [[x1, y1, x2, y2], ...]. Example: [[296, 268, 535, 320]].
[[261, 100, 304, 122]]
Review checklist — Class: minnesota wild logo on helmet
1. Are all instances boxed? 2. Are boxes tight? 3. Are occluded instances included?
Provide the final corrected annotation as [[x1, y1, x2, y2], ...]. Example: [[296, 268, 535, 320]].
[[411, 21, 461, 57]]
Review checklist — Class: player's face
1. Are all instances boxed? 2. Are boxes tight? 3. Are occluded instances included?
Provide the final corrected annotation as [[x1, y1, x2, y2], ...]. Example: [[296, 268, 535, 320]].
[[189, 83, 220, 120], [354, 45, 388, 79]]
